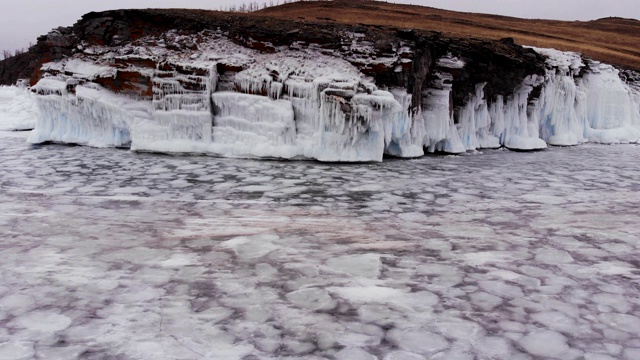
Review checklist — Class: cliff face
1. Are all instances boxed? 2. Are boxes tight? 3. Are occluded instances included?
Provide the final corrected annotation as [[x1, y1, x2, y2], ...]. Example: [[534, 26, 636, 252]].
[[18, 9, 545, 106], [6, 7, 640, 161]]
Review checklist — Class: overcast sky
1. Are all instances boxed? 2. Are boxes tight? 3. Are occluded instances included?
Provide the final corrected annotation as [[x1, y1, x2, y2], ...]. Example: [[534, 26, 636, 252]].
[[1, 0, 638, 52]]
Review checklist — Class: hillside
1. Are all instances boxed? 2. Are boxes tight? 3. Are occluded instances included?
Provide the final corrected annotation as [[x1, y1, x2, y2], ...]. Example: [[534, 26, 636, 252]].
[[258, 0, 640, 71]]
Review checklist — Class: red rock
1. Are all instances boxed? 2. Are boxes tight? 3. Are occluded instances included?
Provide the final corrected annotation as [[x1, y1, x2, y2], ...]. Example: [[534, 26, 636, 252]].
[[94, 70, 152, 99]]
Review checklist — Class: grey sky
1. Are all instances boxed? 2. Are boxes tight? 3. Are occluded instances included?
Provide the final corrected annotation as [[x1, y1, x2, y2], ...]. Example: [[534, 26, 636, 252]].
[[1, 0, 638, 52]]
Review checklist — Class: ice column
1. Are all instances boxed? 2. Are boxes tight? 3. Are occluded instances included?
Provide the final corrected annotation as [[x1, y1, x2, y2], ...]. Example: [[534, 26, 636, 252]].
[[421, 73, 465, 154], [456, 83, 500, 151], [536, 71, 588, 146], [496, 78, 547, 150]]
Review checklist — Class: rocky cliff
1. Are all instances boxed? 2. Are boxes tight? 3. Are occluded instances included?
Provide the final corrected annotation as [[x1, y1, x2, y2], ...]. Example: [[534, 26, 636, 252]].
[[20, 9, 546, 105], [3, 4, 639, 161]]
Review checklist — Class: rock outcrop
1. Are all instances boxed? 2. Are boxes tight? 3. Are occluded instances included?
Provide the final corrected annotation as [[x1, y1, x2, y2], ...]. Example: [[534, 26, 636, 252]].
[[22, 9, 546, 104]]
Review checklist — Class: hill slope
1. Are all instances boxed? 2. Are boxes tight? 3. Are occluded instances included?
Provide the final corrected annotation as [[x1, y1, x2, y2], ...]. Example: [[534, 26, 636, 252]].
[[258, 0, 640, 71]]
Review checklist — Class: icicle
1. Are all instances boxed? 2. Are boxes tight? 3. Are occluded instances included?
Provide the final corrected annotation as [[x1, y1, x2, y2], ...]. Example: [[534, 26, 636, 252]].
[[494, 76, 547, 150]]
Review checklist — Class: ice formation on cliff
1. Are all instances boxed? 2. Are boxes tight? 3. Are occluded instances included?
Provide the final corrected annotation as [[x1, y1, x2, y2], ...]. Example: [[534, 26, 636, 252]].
[[0, 83, 39, 131], [28, 79, 141, 147], [533, 48, 640, 146], [21, 34, 640, 161]]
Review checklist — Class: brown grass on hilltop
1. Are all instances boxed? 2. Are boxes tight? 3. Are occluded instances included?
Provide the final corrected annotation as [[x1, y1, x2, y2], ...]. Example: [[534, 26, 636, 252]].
[[257, 0, 640, 70]]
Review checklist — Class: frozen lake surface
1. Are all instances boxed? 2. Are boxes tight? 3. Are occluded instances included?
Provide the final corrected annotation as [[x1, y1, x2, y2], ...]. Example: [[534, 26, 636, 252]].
[[0, 131, 639, 359]]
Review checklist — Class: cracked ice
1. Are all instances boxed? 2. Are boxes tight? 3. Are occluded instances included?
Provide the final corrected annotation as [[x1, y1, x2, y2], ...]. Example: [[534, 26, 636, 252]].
[[0, 131, 639, 359]]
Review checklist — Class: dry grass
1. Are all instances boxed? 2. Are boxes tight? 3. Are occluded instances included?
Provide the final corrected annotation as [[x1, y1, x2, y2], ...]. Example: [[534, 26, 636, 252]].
[[258, 0, 640, 70]]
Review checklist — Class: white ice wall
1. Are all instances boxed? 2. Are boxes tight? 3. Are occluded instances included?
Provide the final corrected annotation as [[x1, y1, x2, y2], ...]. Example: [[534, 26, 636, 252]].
[[132, 65, 217, 153], [582, 64, 640, 143], [536, 72, 588, 146], [210, 91, 298, 158], [531, 48, 640, 145], [28, 79, 143, 147]]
